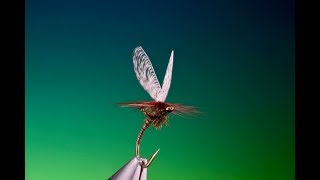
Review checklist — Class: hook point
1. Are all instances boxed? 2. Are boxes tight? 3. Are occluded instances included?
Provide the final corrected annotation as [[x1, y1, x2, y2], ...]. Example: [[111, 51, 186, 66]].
[[144, 148, 160, 168]]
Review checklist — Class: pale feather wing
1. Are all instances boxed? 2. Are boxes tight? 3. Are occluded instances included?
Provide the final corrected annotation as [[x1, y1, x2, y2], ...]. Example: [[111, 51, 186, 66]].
[[133, 46, 162, 101], [158, 50, 174, 102]]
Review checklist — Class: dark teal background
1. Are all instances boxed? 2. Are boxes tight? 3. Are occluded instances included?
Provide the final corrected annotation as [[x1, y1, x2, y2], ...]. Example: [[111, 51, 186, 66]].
[[26, 0, 294, 179]]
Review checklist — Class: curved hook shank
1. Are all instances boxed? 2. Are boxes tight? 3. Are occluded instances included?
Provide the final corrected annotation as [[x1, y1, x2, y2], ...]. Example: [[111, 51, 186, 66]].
[[136, 119, 151, 157], [136, 119, 160, 168]]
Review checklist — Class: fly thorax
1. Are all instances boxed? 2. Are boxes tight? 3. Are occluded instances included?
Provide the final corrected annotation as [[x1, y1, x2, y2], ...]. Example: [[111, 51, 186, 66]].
[[150, 115, 169, 129]]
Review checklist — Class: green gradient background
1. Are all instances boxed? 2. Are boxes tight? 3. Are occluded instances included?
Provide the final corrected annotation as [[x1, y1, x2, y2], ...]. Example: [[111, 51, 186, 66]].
[[26, 0, 294, 179]]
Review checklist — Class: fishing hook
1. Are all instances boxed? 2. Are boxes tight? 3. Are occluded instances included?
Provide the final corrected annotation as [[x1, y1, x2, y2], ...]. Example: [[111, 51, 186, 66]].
[[135, 119, 160, 168]]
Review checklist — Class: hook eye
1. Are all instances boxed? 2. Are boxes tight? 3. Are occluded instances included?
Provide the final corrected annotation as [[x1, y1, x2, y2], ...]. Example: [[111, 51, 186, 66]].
[[166, 107, 174, 111]]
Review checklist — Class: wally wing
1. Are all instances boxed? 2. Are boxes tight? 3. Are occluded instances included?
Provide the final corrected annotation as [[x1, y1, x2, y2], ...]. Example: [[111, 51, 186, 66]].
[[157, 50, 174, 102], [133, 47, 162, 101]]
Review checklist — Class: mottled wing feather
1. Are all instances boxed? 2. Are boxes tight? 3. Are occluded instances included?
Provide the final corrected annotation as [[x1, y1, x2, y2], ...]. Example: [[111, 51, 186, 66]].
[[158, 50, 174, 102], [133, 47, 162, 101]]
